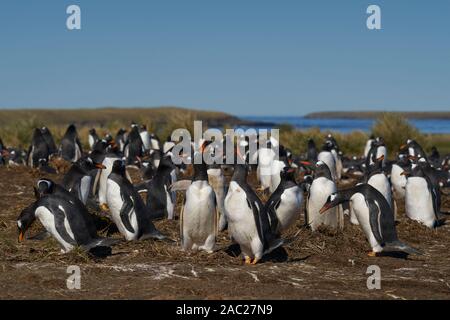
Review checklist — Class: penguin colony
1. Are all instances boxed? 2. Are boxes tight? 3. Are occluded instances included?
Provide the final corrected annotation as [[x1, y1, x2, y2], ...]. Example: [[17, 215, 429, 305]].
[[1, 123, 449, 263]]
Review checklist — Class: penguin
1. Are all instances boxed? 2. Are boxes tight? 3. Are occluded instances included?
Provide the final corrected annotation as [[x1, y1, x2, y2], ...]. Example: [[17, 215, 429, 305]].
[[181, 160, 218, 253], [429, 146, 441, 168], [88, 128, 99, 150], [224, 164, 283, 264], [364, 154, 392, 209], [401, 139, 427, 160], [97, 150, 123, 211], [139, 125, 152, 151], [40, 127, 57, 155], [317, 140, 337, 181], [307, 138, 318, 163], [303, 160, 343, 231], [115, 128, 127, 153], [150, 133, 161, 151], [255, 144, 277, 191], [123, 124, 144, 166], [35, 178, 98, 237], [366, 137, 387, 168], [143, 155, 176, 220], [17, 195, 116, 253], [106, 160, 165, 241], [27, 128, 49, 168], [363, 135, 375, 158], [320, 184, 421, 256], [326, 134, 343, 180], [62, 157, 106, 205], [59, 124, 83, 162], [264, 167, 303, 235], [403, 159, 442, 228]]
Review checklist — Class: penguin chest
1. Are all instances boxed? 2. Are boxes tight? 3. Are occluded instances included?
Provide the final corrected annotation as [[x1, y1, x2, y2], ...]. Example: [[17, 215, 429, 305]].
[[183, 182, 216, 243], [88, 135, 95, 149], [275, 187, 303, 233], [307, 177, 338, 230], [224, 182, 261, 247], [368, 174, 391, 205], [98, 157, 120, 204], [269, 160, 285, 192], [318, 152, 336, 178], [391, 165, 407, 198], [405, 177, 435, 228], [79, 176, 92, 204], [106, 180, 139, 240], [350, 193, 383, 252], [35, 206, 75, 252]]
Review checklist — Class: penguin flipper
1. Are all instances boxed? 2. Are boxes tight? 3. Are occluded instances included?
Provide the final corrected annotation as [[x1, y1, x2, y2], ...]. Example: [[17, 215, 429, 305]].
[[119, 196, 135, 233], [53, 206, 78, 246], [366, 199, 386, 245]]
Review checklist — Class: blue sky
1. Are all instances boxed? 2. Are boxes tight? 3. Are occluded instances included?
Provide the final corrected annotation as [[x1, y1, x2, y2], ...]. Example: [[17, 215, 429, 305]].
[[0, 0, 449, 115]]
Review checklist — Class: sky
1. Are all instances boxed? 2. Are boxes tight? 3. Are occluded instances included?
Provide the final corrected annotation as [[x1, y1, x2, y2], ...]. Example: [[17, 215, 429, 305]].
[[0, 0, 449, 116]]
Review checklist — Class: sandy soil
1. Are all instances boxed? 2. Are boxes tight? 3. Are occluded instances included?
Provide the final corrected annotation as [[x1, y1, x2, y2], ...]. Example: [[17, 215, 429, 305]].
[[0, 165, 449, 300]]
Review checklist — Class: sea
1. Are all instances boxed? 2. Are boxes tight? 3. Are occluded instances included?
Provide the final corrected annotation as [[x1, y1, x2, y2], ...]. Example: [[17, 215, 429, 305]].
[[240, 116, 450, 134]]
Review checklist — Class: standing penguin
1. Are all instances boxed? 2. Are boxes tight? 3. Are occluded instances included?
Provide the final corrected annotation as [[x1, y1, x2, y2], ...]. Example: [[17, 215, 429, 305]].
[[365, 155, 392, 208], [307, 138, 318, 163], [115, 128, 128, 153], [139, 125, 152, 151], [403, 160, 441, 228], [181, 160, 218, 253], [88, 128, 99, 150], [106, 160, 165, 241], [320, 184, 421, 256], [40, 127, 57, 155], [62, 157, 106, 205], [224, 164, 283, 264], [143, 155, 175, 220], [59, 124, 83, 162], [123, 124, 144, 166], [304, 161, 343, 231], [264, 167, 303, 235], [363, 135, 375, 158], [27, 128, 50, 168]]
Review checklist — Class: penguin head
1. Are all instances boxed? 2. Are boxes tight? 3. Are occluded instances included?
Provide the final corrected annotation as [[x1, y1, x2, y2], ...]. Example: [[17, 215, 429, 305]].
[[320, 192, 343, 214], [17, 202, 37, 243], [89, 128, 96, 135], [79, 157, 106, 171], [280, 166, 296, 182], [36, 179, 55, 196], [111, 160, 126, 176]]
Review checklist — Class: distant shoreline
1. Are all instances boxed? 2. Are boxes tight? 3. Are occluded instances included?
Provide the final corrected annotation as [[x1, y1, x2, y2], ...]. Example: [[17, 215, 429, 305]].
[[304, 111, 450, 120]]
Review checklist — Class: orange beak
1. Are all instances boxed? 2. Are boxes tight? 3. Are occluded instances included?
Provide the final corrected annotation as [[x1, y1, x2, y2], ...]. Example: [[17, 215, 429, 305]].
[[95, 163, 106, 169], [400, 171, 407, 176], [319, 203, 332, 214], [18, 231, 25, 242], [300, 161, 312, 166], [376, 154, 385, 162]]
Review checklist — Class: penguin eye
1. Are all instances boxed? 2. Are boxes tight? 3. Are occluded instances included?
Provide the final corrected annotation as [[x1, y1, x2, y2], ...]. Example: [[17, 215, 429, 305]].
[[330, 193, 337, 202]]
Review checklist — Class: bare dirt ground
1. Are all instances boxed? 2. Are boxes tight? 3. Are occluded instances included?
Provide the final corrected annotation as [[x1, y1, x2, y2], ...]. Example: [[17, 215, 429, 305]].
[[1, 165, 450, 300]]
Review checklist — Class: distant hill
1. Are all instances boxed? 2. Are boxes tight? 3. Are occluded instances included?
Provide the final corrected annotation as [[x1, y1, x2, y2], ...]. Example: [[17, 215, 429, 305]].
[[304, 111, 450, 120], [0, 106, 258, 128]]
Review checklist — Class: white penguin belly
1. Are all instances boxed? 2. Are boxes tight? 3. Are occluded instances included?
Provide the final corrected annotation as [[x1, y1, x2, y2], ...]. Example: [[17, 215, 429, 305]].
[[35, 206, 75, 252], [275, 186, 303, 233], [307, 177, 340, 231], [269, 160, 285, 193], [98, 156, 120, 205], [80, 176, 91, 204], [182, 181, 216, 251], [350, 193, 383, 252], [224, 181, 263, 259], [368, 174, 392, 207], [106, 180, 139, 240], [405, 177, 436, 228], [257, 149, 275, 189], [391, 164, 407, 199]]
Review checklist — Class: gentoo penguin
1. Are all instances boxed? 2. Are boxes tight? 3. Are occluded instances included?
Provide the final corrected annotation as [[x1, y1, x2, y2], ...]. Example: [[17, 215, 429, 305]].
[[390, 154, 410, 201], [123, 124, 144, 165], [304, 161, 343, 231], [207, 164, 227, 232], [224, 164, 282, 264], [88, 128, 99, 150], [38, 158, 57, 174], [264, 167, 303, 235], [366, 137, 387, 168], [320, 184, 421, 256], [307, 138, 318, 163], [255, 144, 277, 191], [363, 135, 375, 158], [17, 194, 116, 253], [40, 127, 57, 155], [181, 160, 218, 253], [326, 134, 343, 180], [139, 125, 152, 151], [429, 146, 441, 168], [150, 133, 161, 151], [365, 155, 392, 208], [27, 128, 49, 168], [35, 178, 98, 237], [143, 155, 176, 220], [59, 124, 83, 162], [403, 160, 441, 228], [401, 139, 427, 160], [106, 160, 165, 241], [317, 140, 337, 181], [62, 157, 106, 204], [115, 128, 127, 153], [97, 149, 122, 211]]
